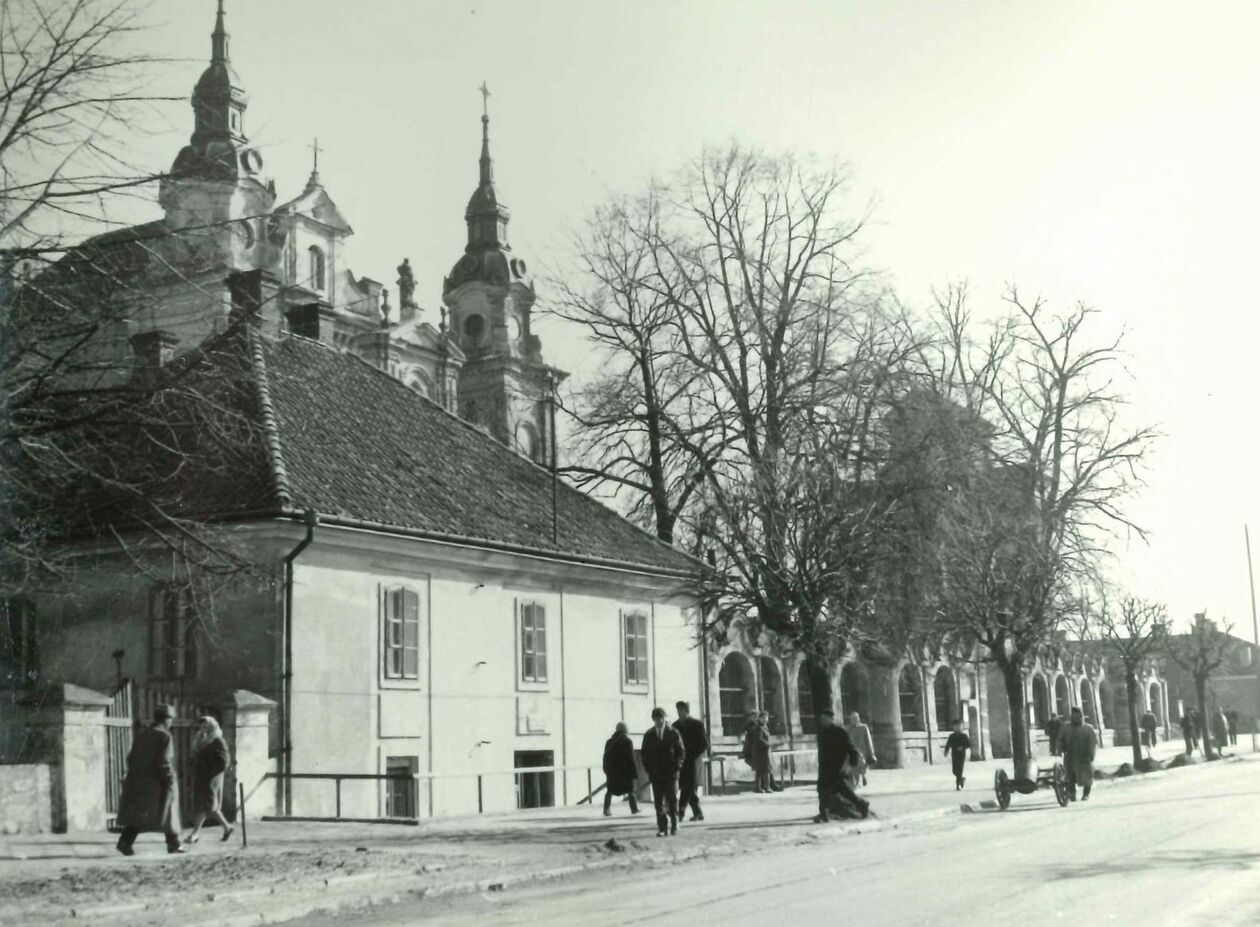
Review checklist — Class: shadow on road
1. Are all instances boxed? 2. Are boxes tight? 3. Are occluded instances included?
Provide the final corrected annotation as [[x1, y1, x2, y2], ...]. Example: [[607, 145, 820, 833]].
[[1042, 848, 1260, 880]]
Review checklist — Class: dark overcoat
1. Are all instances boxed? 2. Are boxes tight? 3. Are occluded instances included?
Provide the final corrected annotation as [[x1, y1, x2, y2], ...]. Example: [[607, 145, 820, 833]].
[[192, 735, 230, 815], [117, 724, 179, 832], [673, 716, 709, 761], [602, 732, 639, 796], [1057, 721, 1097, 784], [817, 724, 858, 792], [745, 723, 772, 773], [640, 725, 685, 782]]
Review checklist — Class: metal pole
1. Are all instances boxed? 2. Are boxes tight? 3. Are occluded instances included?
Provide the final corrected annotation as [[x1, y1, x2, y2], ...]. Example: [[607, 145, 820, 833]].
[[238, 782, 248, 849], [1247, 525, 1260, 748], [335, 777, 341, 819], [477, 775, 483, 814]]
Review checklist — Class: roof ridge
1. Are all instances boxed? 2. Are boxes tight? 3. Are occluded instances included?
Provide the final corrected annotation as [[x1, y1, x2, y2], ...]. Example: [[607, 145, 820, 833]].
[[249, 326, 293, 508]]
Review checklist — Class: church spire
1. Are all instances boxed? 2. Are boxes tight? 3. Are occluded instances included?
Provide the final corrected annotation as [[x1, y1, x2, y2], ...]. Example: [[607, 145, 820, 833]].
[[464, 82, 509, 252], [211, 0, 229, 64], [478, 81, 493, 187]]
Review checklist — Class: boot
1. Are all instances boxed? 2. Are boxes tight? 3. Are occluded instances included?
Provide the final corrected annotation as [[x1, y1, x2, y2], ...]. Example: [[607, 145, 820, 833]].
[[656, 814, 667, 837], [669, 815, 678, 836]]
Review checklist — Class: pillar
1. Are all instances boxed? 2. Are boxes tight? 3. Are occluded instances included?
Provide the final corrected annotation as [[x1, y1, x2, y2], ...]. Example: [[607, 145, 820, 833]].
[[217, 689, 276, 821], [14, 684, 111, 832], [870, 664, 904, 768]]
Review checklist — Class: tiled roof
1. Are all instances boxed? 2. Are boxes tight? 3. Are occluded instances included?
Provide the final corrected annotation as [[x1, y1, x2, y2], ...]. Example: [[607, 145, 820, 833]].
[[255, 334, 697, 576]]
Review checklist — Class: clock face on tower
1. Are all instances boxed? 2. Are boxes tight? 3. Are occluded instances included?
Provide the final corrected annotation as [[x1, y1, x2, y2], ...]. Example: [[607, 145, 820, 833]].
[[507, 314, 521, 342]]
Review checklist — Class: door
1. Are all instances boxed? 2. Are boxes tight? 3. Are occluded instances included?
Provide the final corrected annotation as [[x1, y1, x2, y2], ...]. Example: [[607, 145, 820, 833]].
[[514, 750, 555, 809]]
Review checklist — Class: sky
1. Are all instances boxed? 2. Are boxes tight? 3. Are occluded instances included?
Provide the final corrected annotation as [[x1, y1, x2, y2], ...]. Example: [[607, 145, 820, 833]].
[[123, 0, 1260, 632]]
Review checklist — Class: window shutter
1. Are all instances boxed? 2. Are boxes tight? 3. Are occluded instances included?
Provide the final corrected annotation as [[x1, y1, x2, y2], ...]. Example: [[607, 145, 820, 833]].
[[403, 589, 420, 678]]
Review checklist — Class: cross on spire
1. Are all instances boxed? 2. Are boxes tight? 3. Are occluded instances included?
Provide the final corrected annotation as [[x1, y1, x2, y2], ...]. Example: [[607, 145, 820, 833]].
[[479, 81, 491, 118], [310, 137, 322, 172]]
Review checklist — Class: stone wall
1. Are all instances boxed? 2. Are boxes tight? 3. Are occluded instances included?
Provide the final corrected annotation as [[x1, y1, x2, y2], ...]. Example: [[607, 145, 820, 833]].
[[0, 764, 52, 834]]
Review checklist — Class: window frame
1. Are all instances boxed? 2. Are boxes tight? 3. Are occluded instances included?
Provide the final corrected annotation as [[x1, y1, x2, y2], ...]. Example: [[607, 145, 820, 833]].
[[381, 585, 421, 683], [308, 245, 326, 292], [620, 609, 650, 691], [149, 585, 197, 681], [516, 600, 549, 690]]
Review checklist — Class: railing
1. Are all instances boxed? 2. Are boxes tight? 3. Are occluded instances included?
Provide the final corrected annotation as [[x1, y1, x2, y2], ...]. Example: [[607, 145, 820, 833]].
[[244, 763, 606, 823], [705, 748, 818, 794]]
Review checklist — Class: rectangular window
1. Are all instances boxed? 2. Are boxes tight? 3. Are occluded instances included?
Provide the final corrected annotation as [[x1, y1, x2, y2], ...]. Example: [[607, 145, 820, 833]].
[[622, 611, 649, 686], [519, 602, 548, 684], [149, 586, 196, 680], [0, 600, 37, 687], [384, 756, 418, 818], [382, 587, 420, 680]]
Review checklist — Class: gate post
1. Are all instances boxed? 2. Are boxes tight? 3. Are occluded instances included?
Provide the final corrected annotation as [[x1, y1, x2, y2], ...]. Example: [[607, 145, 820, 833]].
[[15, 684, 111, 832], [217, 690, 276, 821]]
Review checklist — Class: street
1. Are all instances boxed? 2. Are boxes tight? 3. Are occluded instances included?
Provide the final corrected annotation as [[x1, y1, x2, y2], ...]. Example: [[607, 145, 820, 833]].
[[295, 758, 1260, 927]]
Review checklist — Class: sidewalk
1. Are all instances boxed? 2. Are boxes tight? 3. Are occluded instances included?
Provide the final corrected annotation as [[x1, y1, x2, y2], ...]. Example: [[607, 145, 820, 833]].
[[0, 738, 1246, 926]]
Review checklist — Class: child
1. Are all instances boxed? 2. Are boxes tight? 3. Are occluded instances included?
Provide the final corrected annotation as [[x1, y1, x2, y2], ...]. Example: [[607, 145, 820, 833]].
[[943, 719, 972, 790]]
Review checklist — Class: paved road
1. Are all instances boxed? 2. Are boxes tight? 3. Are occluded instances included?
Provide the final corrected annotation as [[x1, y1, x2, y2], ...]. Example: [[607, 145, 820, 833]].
[[297, 758, 1260, 927]]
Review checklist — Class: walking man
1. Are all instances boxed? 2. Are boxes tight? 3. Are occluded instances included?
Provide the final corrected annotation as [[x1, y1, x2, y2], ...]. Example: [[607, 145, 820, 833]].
[[1212, 707, 1230, 756], [815, 708, 870, 822], [1139, 709, 1157, 755], [116, 704, 184, 856], [759, 711, 784, 791], [601, 722, 640, 816], [1044, 712, 1061, 756], [1179, 707, 1195, 756], [673, 701, 708, 822], [845, 711, 876, 787], [1056, 707, 1097, 802], [640, 707, 685, 837], [1227, 709, 1239, 746], [943, 719, 972, 790]]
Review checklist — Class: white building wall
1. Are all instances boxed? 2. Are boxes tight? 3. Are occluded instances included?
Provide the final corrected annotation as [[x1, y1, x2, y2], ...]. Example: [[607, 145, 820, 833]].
[[287, 536, 699, 819]]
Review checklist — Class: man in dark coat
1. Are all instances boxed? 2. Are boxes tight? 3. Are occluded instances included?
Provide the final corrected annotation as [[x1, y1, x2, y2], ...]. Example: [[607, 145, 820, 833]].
[[814, 708, 869, 823], [1179, 708, 1195, 756], [943, 719, 972, 790], [1139, 710, 1158, 752], [1227, 709, 1239, 746], [1044, 713, 1061, 756], [116, 704, 184, 855], [1056, 707, 1097, 801], [673, 701, 708, 822], [602, 722, 640, 816], [640, 706, 685, 836]]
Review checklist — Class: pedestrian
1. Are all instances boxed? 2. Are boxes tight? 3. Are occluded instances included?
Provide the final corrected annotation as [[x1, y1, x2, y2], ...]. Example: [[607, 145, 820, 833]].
[[640, 707, 685, 837], [814, 708, 870, 823], [759, 711, 784, 792], [673, 701, 708, 822], [1139, 709, 1157, 754], [1056, 707, 1097, 802], [1179, 707, 1195, 756], [845, 711, 876, 787], [184, 716, 233, 845], [943, 719, 971, 790], [1192, 707, 1204, 751], [743, 713, 771, 792], [1044, 713, 1061, 756], [116, 704, 184, 856], [601, 722, 640, 816], [1227, 709, 1239, 746], [1211, 708, 1229, 756]]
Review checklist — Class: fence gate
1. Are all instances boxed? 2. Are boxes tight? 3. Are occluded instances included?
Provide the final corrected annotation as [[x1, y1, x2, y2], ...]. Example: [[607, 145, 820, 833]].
[[104, 682, 134, 830], [135, 683, 217, 824]]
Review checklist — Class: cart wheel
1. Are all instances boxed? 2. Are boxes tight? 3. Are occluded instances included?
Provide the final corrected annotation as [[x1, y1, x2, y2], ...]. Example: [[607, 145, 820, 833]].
[[1052, 763, 1069, 807], [995, 769, 1011, 810]]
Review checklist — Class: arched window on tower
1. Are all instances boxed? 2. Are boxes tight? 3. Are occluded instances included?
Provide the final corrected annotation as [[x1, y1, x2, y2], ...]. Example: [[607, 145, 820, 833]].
[[309, 245, 326, 292]]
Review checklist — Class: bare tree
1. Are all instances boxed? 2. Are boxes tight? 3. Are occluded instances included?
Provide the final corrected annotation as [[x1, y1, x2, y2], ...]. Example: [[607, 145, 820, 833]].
[[1076, 590, 1168, 769], [1, 1, 268, 621], [927, 286, 1158, 778], [546, 190, 722, 545], [1165, 613, 1234, 761]]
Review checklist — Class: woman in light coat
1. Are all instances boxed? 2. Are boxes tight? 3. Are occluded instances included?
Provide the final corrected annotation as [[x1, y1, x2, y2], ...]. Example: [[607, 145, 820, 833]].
[[185, 716, 233, 844], [845, 711, 877, 787]]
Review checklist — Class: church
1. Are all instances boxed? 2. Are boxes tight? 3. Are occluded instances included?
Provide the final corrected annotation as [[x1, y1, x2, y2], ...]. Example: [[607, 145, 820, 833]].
[[0, 0, 701, 828]]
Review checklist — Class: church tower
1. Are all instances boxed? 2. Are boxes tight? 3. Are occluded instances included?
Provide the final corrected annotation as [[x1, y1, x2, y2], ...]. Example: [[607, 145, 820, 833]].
[[442, 88, 565, 466], [158, 1, 276, 272]]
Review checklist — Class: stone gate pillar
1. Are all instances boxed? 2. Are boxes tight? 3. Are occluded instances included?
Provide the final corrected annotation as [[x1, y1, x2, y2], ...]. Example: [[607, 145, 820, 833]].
[[216, 690, 276, 821], [14, 684, 110, 833]]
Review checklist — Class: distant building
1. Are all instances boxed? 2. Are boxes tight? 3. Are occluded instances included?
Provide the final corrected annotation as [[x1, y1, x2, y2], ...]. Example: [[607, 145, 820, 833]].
[[1162, 627, 1260, 735]]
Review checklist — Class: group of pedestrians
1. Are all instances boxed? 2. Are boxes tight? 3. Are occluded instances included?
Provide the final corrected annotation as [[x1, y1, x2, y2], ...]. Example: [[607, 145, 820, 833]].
[[1178, 705, 1238, 756], [603, 701, 708, 837], [115, 704, 235, 856]]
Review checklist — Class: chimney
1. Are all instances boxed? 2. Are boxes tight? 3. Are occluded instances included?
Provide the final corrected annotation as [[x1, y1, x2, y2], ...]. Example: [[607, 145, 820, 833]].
[[284, 303, 337, 342], [130, 330, 180, 371], [229, 268, 283, 333]]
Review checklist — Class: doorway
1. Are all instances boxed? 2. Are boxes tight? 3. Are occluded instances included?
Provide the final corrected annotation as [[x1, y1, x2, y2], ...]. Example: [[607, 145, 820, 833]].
[[514, 750, 555, 809]]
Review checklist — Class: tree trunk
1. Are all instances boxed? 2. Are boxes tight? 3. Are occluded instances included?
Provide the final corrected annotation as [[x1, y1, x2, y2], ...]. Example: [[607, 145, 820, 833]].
[[806, 656, 835, 725], [1000, 660, 1032, 780], [1124, 669, 1143, 768], [1196, 676, 1215, 761]]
